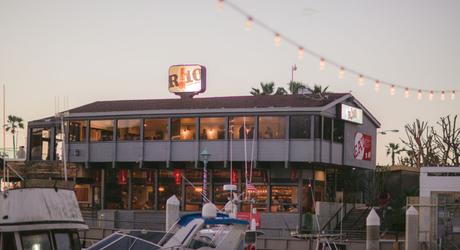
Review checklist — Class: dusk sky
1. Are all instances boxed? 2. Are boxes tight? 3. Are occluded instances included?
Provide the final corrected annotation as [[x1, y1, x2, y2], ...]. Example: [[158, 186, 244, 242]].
[[0, 0, 459, 165]]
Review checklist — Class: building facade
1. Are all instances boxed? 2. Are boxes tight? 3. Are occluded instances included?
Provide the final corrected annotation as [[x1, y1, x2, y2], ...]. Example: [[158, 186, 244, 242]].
[[27, 93, 380, 214]]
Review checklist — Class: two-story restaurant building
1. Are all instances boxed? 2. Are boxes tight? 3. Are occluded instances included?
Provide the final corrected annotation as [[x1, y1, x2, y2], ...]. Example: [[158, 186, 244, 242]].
[[27, 93, 380, 214]]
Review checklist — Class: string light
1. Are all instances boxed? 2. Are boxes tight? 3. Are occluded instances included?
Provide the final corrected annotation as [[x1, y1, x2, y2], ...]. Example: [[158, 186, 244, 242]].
[[441, 91, 445, 101], [404, 88, 410, 98], [390, 85, 396, 95], [216, 0, 459, 101], [298, 47, 304, 59], [274, 33, 281, 47], [429, 91, 434, 101], [374, 80, 380, 92], [245, 16, 253, 31], [338, 67, 344, 79], [357, 75, 364, 86], [217, 0, 224, 10], [319, 58, 326, 70]]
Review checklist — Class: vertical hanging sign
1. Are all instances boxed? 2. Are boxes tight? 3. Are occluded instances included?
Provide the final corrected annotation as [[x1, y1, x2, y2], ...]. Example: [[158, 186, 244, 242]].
[[353, 132, 372, 161]]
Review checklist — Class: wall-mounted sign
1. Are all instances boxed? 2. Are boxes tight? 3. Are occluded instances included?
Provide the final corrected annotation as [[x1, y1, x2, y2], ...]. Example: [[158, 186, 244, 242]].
[[168, 65, 206, 96], [341, 104, 363, 124], [353, 132, 372, 161]]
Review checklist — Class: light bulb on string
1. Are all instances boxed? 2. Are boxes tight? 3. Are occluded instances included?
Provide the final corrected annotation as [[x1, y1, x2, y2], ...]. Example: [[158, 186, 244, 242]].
[[429, 91, 434, 101], [319, 58, 326, 70], [417, 90, 422, 100], [390, 85, 396, 95], [404, 88, 410, 98], [441, 91, 445, 101], [338, 67, 344, 79], [357, 75, 364, 86], [298, 47, 304, 59], [274, 33, 281, 47], [217, 0, 224, 10], [452, 91, 456, 100], [245, 16, 253, 31], [374, 80, 380, 92]]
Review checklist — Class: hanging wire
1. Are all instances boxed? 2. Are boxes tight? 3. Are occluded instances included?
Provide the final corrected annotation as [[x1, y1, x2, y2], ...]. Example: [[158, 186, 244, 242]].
[[217, 0, 459, 97]]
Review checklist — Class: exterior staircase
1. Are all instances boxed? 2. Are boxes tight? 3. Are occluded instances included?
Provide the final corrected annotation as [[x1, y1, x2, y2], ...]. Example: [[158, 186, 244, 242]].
[[335, 207, 375, 240]]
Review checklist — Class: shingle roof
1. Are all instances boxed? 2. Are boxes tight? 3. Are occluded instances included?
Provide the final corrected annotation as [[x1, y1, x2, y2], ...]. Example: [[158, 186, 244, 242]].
[[67, 93, 350, 114]]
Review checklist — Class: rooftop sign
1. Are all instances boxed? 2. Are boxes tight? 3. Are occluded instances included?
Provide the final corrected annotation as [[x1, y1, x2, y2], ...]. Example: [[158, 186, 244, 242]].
[[340, 104, 363, 124], [168, 65, 206, 97]]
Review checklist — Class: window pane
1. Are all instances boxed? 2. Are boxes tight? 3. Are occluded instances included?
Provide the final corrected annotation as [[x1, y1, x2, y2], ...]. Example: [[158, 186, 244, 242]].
[[117, 119, 140, 141], [30, 128, 51, 160], [1, 232, 17, 250], [333, 119, 344, 143], [290, 116, 311, 139], [131, 169, 155, 210], [21, 232, 52, 250], [54, 232, 72, 250], [171, 118, 196, 140], [158, 169, 182, 210], [90, 120, 113, 141], [55, 127, 63, 160], [144, 119, 168, 140], [69, 121, 87, 142], [105, 168, 129, 209], [185, 185, 203, 211], [323, 118, 332, 141], [314, 116, 322, 139], [229, 116, 255, 139], [259, 116, 286, 139], [200, 117, 225, 140], [271, 186, 298, 213]]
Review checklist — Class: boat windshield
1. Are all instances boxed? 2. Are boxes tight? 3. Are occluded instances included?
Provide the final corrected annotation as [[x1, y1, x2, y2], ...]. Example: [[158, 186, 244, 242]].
[[87, 232, 160, 250]]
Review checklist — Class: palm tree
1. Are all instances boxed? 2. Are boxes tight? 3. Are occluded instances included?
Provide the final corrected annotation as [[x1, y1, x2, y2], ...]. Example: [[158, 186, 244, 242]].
[[5, 115, 24, 158], [308, 84, 329, 97], [386, 143, 402, 166], [250, 82, 276, 96], [287, 81, 307, 94]]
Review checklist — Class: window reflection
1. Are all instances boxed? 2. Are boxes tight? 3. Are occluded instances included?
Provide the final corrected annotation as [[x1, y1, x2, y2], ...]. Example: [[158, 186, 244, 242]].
[[171, 118, 196, 140], [30, 127, 51, 160], [131, 169, 155, 210], [229, 116, 255, 139], [259, 116, 286, 139], [333, 119, 344, 143], [21, 232, 52, 250], [144, 119, 169, 140], [158, 169, 182, 210], [200, 117, 225, 140], [271, 186, 298, 213], [241, 184, 268, 212], [323, 117, 332, 141], [69, 121, 87, 142], [90, 120, 114, 141], [117, 119, 141, 141], [290, 116, 311, 139]]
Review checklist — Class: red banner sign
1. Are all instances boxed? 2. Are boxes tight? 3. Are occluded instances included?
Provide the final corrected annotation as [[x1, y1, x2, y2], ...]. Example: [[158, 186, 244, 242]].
[[236, 212, 261, 227], [353, 132, 372, 161]]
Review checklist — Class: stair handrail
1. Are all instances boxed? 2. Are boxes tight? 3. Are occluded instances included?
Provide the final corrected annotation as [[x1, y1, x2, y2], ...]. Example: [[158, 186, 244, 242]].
[[321, 203, 353, 232]]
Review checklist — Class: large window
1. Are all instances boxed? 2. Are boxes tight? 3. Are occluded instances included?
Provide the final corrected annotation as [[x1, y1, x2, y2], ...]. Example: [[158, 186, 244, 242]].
[[290, 115, 311, 139], [158, 169, 182, 210], [131, 169, 155, 210], [229, 116, 255, 139], [333, 119, 344, 143], [117, 119, 141, 141], [30, 127, 51, 160], [69, 121, 87, 142], [271, 186, 298, 213], [105, 168, 129, 209], [171, 118, 196, 140], [323, 117, 332, 141], [200, 117, 225, 140], [21, 232, 52, 250], [259, 116, 286, 139], [144, 119, 169, 140], [314, 116, 322, 139], [90, 120, 113, 141], [185, 169, 203, 211]]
